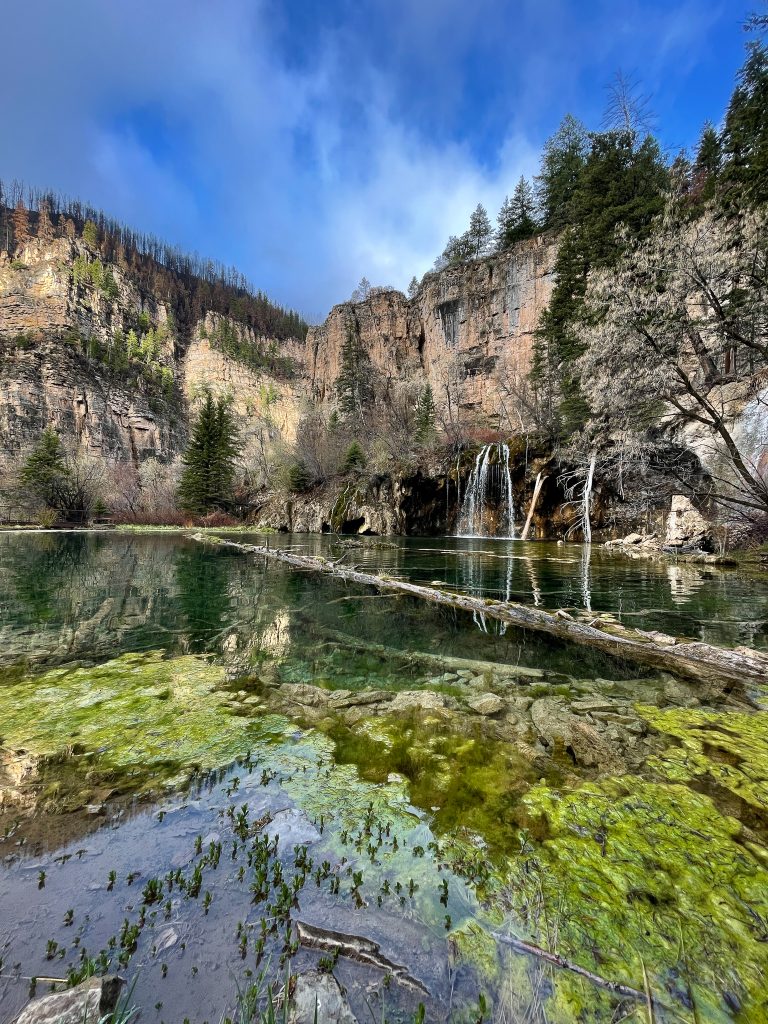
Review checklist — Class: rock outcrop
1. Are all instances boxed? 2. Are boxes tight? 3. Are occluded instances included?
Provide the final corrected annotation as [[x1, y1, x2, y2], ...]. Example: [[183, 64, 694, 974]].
[[0, 239, 302, 471], [306, 236, 557, 430]]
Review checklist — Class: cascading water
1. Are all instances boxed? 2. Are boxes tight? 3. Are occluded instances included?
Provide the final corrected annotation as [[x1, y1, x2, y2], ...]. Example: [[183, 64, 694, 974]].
[[456, 442, 516, 538]]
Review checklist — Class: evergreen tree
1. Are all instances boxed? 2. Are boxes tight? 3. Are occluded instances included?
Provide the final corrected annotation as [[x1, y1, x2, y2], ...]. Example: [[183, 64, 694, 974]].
[[82, 219, 99, 247], [721, 36, 768, 205], [496, 177, 538, 250], [688, 122, 722, 205], [535, 114, 588, 230], [407, 276, 420, 299], [335, 323, 375, 420], [532, 129, 668, 435], [177, 392, 239, 513], [467, 204, 493, 258], [351, 277, 372, 302], [287, 461, 310, 492], [19, 428, 70, 508], [343, 441, 366, 471], [415, 383, 436, 443]]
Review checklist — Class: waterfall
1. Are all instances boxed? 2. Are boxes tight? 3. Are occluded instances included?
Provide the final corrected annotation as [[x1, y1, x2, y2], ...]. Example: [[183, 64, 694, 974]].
[[456, 443, 516, 538]]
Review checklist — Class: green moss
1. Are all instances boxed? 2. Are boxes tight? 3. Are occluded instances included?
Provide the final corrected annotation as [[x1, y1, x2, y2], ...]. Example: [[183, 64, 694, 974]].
[[318, 710, 556, 855], [515, 777, 768, 1021], [0, 651, 269, 798], [638, 705, 768, 817]]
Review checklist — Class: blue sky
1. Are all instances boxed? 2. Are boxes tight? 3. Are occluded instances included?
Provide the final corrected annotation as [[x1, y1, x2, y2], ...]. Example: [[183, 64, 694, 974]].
[[1, 0, 758, 319]]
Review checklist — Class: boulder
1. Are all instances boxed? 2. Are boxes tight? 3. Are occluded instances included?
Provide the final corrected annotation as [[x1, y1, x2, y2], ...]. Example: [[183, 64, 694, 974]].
[[466, 693, 505, 716], [15, 977, 124, 1024], [288, 971, 357, 1024], [389, 691, 455, 713], [665, 495, 711, 549]]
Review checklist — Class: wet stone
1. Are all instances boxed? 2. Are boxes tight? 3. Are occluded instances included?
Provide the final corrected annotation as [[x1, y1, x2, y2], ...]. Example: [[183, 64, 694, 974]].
[[466, 693, 505, 716], [15, 977, 123, 1024], [288, 970, 357, 1024]]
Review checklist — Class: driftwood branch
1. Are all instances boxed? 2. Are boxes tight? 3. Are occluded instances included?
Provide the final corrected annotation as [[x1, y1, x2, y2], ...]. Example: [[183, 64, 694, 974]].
[[193, 535, 768, 689], [295, 920, 429, 994], [491, 932, 645, 1001]]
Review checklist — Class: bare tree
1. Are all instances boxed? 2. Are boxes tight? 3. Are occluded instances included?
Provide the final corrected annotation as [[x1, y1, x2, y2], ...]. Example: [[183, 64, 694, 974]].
[[578, 198, 768, 516], [602, 70, 655, 137]]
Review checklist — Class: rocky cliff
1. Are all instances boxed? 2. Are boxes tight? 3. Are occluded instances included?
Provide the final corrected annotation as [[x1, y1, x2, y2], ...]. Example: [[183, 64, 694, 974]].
[[0, 233, 556, 472], [306, 235, 557, 431], [0, 238, 302, 472]]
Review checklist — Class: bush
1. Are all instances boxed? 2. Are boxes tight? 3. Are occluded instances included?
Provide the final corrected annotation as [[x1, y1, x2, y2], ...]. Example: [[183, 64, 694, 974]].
[[37, 507, 59, 528]]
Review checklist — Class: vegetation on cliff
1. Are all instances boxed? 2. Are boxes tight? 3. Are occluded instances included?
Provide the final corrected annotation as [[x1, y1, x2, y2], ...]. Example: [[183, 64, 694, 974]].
[[0, 186, 308, 346]]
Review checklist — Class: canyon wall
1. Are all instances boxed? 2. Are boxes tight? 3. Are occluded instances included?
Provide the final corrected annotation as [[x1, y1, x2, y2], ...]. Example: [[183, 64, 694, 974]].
[[306, 235, 557, 431], [0, 233, 556, 474], [0, 238, 302, 471]]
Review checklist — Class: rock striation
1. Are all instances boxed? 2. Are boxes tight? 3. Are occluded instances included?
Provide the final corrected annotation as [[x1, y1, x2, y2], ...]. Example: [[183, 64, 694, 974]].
[[306, 236, 557, 430]]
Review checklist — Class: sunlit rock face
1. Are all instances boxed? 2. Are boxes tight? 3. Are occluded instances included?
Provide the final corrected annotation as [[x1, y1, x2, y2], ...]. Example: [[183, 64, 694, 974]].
[[0, 241, 303, 468], [305, 236, 558, 432]]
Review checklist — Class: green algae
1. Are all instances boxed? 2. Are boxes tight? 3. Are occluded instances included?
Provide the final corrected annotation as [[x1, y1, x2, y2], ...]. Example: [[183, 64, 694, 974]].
[[317, 709, 554, 856], [514, 777, 768, 1022], [639, 704, 768, 820], [0, 651, 269, 798]]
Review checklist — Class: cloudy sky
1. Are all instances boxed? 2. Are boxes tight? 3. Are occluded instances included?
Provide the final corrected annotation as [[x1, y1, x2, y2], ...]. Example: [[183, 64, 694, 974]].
[[1, 0, 756, 319]]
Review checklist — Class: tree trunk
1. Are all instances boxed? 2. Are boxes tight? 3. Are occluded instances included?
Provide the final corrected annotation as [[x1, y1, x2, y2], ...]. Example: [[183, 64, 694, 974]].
[[521, 472, 546, 540], [193, 535, 768, 690]]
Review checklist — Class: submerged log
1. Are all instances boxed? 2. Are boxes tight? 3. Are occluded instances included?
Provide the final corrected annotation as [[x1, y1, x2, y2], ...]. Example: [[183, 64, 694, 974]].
[[193, 535, 768, 689], [295, 920, 429, 994]]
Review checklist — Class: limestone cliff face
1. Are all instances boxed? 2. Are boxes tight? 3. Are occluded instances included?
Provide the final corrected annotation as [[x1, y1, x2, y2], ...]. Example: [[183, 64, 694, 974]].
[[305, 235, 557, 429], [0, 239, 302, 469]]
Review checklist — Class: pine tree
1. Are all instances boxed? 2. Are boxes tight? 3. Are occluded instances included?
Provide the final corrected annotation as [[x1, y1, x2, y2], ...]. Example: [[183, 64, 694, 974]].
[[82, 219, 99, 247], [721, 37, 768, 205], [178, 392, 239, 513], [415, 383, 436, 443], [690, 122, 722, 205], [535, 114, 588, 230], [407, 276, 420, 299], [343, 441, 366, 471], [20, 428, 70, 509], [336, 323, 375, 420], [11, 199, 29, 252], [496, 177, 537, 250], [532, 129, 668, 436], [467, 204, 493, 258]]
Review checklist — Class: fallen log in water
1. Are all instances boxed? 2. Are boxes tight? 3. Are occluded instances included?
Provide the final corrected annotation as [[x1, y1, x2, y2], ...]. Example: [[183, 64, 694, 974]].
[[193, 535, 768, 689]]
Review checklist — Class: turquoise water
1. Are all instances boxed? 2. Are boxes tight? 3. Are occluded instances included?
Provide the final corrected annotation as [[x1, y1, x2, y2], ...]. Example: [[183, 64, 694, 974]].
[[0, 532, 767, 1023]]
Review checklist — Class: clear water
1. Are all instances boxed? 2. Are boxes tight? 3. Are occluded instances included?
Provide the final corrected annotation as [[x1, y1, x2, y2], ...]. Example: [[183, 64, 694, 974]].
[[0, 532, 767, 1023]]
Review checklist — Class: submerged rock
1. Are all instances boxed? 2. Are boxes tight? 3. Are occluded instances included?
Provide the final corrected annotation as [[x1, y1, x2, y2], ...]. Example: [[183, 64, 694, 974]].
[[15, 976, 123, 1024], [529, 698, 625, 772], [466, 693, 505, 716], [288, 970, 357, 1024]]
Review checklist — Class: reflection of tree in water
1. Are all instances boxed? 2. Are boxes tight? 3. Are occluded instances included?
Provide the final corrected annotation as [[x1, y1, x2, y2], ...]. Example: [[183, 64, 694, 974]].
[[174, 543, 236, 653], [6, 533, 89, 622]]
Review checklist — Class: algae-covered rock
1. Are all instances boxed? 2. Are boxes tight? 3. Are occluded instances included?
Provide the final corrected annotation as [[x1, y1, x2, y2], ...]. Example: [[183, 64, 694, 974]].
[[0, 651, 269, 804], [516, 777, 768, 1021], [638, 704, 768, 814]]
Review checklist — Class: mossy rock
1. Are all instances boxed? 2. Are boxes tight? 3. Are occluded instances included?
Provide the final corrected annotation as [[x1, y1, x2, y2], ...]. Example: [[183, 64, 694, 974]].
[[638, 704, 768, 817], [515, 777, 768, 1021], [0, 651, 269, 801]]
